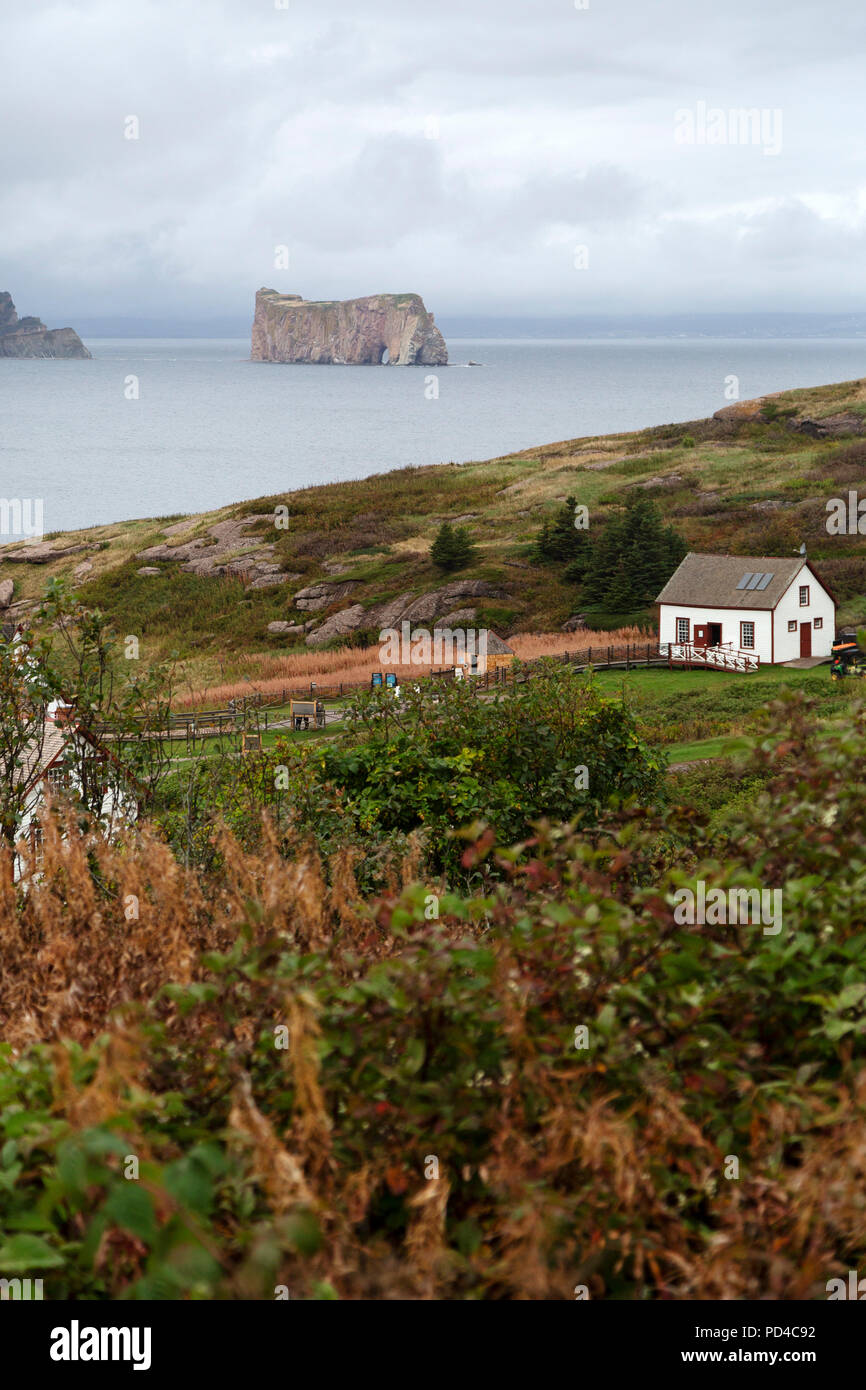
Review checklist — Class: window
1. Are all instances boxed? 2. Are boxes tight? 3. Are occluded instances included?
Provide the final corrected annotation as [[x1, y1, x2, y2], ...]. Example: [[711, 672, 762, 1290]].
[[814, 616, 823, 630], [788, 620, 797, 633], [799, 585, 810, 606], [741, 621, 755, 649], [676, 617, 690, 643]]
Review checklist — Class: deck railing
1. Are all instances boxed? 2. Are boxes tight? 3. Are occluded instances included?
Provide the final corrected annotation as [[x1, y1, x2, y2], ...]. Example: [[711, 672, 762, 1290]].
[[662, 641, 760, 673]]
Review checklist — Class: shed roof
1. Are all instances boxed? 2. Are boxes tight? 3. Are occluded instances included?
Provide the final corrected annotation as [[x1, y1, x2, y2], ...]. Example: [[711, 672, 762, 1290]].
[[484, 631, 514, 655], [655, 553, 819, 610]]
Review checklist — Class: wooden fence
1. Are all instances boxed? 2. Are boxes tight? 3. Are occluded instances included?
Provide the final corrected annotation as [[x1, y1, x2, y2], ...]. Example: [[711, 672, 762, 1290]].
[[127, 638, 759, 744]]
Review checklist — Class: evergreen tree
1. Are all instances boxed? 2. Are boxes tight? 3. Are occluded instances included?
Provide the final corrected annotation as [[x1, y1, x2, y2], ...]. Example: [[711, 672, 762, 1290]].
[[450, 526, 476, 570], [431, 521, 475, 572], [431, 522, 457, 570], [536, 496, 588, 562], [581, 498, 686, 612]]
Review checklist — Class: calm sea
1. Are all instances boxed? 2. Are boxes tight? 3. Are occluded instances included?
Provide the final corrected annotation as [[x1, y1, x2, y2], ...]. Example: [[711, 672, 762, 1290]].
[[1, 336, 865, 534]]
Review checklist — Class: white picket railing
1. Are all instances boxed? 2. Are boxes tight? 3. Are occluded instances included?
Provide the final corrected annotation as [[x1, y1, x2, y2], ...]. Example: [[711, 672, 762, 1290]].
[[661, 641, 760, 673]]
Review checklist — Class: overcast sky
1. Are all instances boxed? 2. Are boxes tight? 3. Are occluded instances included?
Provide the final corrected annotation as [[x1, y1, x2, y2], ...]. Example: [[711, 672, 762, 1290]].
[[2, 0, 865, 323]]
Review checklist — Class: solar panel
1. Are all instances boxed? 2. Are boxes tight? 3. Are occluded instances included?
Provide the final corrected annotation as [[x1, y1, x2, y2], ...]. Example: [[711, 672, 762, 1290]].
[[756, 572, 773, 590], [737, 573, 754, 589], [746, 573, 763, 589]]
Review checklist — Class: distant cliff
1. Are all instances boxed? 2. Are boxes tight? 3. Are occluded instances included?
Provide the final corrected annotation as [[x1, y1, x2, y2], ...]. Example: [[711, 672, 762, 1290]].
[[0, 292, 91, 359], [251, 289, 447, 366]]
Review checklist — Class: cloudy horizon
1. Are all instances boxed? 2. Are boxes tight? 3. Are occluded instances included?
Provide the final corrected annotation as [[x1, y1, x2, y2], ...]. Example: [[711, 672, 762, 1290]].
[[2, 0, 865, 326]]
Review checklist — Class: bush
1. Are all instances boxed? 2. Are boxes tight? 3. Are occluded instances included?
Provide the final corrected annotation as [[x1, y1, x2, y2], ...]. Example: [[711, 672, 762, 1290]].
[[2, 693, 866, 1298], [269, 664, 663, 878]]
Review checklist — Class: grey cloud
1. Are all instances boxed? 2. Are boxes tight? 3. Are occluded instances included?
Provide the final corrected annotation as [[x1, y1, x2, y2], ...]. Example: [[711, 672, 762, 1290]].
[[0, 0, 864, 319]]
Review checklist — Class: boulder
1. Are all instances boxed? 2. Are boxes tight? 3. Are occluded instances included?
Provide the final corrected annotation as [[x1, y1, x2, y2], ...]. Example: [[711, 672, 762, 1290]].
[[396, 580, 507, 625], [305, 604, 368, 646], [304, 582, 510, 646], [136, 566, 161, 576], [293, 581, 356, 611], [562, 614, 588, 632], [0, 579, 13, 608], [267, 621, 306, 637], [1, 542, 87, 563], [437, 607, 477, 626], [136, 514, 293, 589]]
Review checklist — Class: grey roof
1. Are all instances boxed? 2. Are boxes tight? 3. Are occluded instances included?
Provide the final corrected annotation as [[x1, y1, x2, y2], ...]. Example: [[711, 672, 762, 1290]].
[[16, 722, 67, 791], [484, 631, 514, 655], [655, 553, 814, 610]]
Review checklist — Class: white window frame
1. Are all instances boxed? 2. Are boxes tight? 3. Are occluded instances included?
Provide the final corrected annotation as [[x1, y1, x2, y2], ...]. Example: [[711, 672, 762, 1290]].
[[740, 621, 755, 649]]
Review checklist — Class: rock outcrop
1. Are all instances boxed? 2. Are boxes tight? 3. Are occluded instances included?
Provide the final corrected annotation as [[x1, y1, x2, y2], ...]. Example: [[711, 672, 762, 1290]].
[[251, 288, 447, 366], [136, 515, 301, 589], [304, 580, 508, 646], [714, 391, 866, 438], [0, 292, 91, 359]]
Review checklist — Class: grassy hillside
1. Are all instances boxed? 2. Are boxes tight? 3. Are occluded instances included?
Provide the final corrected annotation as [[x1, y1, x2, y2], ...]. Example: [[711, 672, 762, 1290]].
[[4, 374, 866, 689]]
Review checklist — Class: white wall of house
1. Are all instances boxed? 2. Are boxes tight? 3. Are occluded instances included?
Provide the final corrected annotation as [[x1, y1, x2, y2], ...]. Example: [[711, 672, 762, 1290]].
[[659, 604, 773, 661], [13, 753, 137, 882], [659, 566, 836, 665], [772, 570, 835, 662]]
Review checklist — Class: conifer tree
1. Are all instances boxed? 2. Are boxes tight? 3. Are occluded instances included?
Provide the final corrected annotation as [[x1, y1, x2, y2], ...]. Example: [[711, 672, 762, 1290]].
[[431, 522, 475, 572]]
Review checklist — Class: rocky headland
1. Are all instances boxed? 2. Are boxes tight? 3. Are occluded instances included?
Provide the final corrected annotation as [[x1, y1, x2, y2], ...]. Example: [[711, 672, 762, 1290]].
[[0, 292, 91, 359], [251, 288, 447, 365]]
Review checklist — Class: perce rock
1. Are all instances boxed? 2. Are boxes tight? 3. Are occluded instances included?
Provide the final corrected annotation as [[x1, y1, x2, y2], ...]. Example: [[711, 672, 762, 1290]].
[[0, 292, 91, 359], [251, 288, 447, 366]]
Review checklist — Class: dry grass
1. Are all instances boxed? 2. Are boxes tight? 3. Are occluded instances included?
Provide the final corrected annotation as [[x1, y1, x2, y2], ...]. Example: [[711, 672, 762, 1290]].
[[177, 626, 653, 708], [3, 795, 866, 1301]]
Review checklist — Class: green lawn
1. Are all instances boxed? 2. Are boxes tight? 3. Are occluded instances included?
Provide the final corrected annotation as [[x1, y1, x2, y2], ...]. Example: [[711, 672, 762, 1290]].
[[592, 662, 829, 697], [665, 735, 746, 764]]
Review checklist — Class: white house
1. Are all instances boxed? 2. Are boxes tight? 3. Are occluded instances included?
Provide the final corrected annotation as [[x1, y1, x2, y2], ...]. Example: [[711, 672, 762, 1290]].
[[12, 699, 136, 881], [656, 553, 837, 668]]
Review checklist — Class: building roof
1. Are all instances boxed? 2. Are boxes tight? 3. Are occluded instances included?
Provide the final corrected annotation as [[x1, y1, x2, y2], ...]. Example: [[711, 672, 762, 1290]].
[[16, 722, 67, 791], [655, 553, 822, 611], [485, 631, 514, 655]]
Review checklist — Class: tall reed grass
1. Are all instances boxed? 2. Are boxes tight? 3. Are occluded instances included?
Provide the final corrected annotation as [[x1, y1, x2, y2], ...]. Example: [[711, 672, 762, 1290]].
[[178, 626, 652, 707]]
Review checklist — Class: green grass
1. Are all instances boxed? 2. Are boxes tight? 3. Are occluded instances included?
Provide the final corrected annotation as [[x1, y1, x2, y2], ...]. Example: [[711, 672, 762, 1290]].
[[666, 735, 743, 764]]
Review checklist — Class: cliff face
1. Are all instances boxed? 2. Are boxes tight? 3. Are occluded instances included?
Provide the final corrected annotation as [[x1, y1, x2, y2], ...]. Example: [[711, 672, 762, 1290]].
[[251, 289, 447, 366], [0, 292, 91, 359]]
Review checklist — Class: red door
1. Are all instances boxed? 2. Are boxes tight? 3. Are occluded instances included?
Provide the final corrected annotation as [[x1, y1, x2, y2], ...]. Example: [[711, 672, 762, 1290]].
[[693, 625, 708, 649], [800, 622, 812, 658]]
